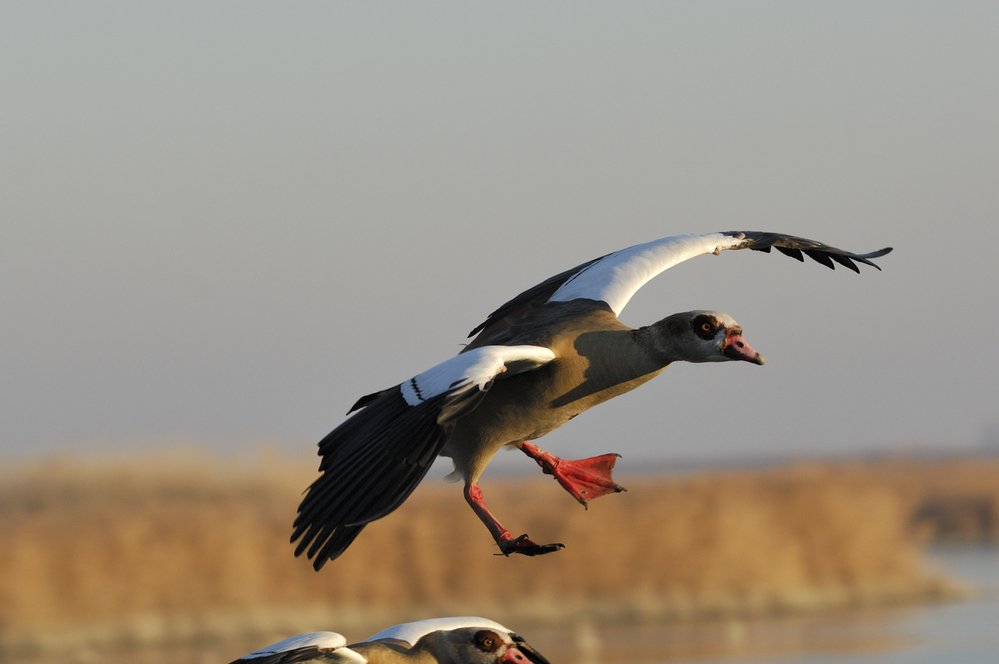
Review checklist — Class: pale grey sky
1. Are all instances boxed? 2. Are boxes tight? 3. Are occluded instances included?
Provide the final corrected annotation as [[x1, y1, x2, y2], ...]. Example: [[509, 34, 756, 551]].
[[3, 2, 998, 468]]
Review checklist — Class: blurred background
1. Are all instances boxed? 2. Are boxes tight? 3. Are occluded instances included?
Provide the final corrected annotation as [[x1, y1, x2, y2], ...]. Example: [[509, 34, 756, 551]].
[[3, 2, 998, 662]]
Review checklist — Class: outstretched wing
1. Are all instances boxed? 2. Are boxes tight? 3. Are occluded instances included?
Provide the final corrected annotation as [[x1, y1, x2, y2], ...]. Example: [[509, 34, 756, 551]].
[[469, 231, 892, 336], [229, 631, 365, 664], [292, 345, 556, 570]]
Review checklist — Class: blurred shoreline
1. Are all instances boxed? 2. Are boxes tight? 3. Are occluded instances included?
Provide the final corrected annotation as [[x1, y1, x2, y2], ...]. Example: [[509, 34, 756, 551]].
[[3, 451, 997, 662]]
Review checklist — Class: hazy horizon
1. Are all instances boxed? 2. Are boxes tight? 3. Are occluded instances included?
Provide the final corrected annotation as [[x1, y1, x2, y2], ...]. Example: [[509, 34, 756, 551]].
[[3, 3, 998, 468]]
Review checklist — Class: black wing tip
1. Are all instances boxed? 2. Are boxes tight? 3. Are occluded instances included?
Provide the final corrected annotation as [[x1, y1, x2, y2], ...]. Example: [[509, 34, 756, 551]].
[[775, 246, 805, 262], [803, 249, 836, 270], [851, 246, 892, 271], [292, 542, 331, 571], [860, 246, 893, 259], [728, 231, 893, 272], [290, 529, 340, 571], [294, 390, 446, 573]]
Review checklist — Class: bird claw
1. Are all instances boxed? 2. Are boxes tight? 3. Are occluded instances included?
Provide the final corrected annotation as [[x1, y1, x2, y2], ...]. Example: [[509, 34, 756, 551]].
[[496, 533, 565, 557]]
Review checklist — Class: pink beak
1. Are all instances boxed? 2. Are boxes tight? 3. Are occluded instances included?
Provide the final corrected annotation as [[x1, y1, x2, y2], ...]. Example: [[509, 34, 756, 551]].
[[723, 332, 765, 365], [501, 639, 550, 664], [500, 646, 530, 662]]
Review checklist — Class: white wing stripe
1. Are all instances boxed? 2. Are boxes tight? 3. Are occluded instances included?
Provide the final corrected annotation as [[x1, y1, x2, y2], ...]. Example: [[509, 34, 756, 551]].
[[400, 346, 556, 407], [242, 631, 351, 657], [548, 232, 745, 315]]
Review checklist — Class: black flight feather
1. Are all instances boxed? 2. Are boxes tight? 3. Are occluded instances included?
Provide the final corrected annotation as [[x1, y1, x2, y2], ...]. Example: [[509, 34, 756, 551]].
[[292, 389, 452, 570], [229, 645, 339, 664]]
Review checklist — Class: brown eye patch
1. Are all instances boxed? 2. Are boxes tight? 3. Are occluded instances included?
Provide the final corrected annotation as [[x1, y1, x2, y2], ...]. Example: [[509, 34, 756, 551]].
[[474, 629, 501, 652], [692, 314, 718, 340]]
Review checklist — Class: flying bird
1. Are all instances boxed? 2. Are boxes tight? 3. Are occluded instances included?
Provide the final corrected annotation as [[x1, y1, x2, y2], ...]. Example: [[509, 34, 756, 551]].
[[228, 616, 550, 664], [292, 231, 892, 568]]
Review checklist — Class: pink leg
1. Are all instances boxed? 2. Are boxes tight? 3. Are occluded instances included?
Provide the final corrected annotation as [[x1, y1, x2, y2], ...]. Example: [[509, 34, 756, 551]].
[[463, 482, 564, 556], [518, 441, 626, 508]]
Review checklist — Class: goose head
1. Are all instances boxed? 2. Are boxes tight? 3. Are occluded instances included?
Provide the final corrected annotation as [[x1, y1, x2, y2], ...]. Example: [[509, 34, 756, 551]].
[[418, 626, 549, 664], [646, 310, 765, 366], [413, 627, 548, 664]]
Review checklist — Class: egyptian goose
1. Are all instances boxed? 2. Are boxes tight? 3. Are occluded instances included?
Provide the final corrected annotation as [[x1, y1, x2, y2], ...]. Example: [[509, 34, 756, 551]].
[[229, 616, 550, 664], [293, 231, 891, 567]]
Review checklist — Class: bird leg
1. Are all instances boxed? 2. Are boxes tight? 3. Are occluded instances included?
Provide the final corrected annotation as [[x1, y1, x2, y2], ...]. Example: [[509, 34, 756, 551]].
[[463, 482, 564, 556], [518, 441, 626, 508]]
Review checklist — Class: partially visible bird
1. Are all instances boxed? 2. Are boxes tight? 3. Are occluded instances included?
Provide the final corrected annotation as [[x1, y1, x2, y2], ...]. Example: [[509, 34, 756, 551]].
[[228, 616, 550, 664], [292, 231, 892, 568]]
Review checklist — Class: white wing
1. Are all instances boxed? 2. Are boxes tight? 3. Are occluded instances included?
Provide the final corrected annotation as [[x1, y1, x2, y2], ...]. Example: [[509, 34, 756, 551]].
[[546, 230, 891, 316], [548, 232, 740, 315], [242, 631, 347, 657], [236, 631, 366, 663], [365, 616, 512, 644], [401, 345, 556, 407]]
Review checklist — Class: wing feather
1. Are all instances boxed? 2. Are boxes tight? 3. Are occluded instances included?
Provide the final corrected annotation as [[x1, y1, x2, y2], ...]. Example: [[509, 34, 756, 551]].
[[228, 647, 341, 664], [467, 231, 891, 329], [229, 632, 365, 664], [292, 345, 555, 569], [775, 245, 805, 262], [292, 390, 448, 569], [803, 249, 836, 269]]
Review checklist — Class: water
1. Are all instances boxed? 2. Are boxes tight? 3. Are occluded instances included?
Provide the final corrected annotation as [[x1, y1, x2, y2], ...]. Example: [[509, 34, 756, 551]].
[[21, 547, 997, 664], [616, 546, 999, 664]]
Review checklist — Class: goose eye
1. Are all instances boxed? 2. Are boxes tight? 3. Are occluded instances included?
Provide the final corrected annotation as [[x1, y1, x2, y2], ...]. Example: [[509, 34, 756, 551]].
[[692, 315, 718, 340], [474, 630, 500, 652]]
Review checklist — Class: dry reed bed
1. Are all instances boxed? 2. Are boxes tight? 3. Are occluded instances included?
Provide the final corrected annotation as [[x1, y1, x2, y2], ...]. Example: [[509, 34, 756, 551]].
[[3, 453, 993, 659]]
